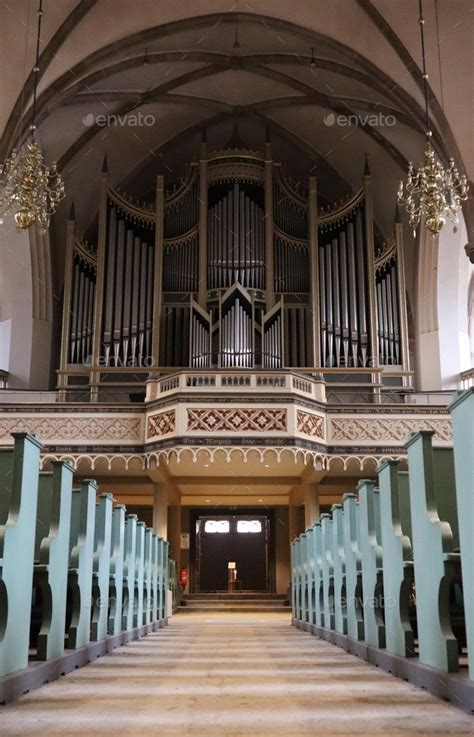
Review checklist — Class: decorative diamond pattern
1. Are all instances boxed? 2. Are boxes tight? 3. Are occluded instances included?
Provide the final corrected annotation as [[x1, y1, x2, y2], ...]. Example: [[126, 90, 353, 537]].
[[148, 411, 176, 438], [297, 410, 324, 438], [330, 417, 452, 442], [187, 408, 287, 432]]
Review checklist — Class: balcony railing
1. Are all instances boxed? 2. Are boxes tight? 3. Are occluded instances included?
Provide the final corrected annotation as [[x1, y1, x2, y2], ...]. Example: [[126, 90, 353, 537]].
[[146, 370, 326, 403]]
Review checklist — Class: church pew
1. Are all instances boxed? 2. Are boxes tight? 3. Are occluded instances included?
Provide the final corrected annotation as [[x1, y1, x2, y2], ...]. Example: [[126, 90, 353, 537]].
[[331, 504, 348, 635], [321, 514, 335, 630], [358, 480, 385, 648], [134, 521, 146, 627], [122, 514, 138, 631], [0, 434, 42, 677], [143, 528, 154, 625], [162, 540, 170, 618], [32, 462, 73, 661], [449, 389, 474, 680], [301, 531, 310, 623], [342, 493, 364, 641], [378, 460, 415, 658], [91, 493, 113, 642], [292, 536, 302, 621], [66, 480, 96, 650], [313, 522, 325, 627], [306, 526, 316, 625], [406, 431, 460, 672], [151, 533, 159, 623], [108, 503, 125, 636], [291, 539, 298, 619]]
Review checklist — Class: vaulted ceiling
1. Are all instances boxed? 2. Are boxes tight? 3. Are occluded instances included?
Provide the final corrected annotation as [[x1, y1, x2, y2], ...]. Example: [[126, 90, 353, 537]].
[[1, 0, 473, 288]]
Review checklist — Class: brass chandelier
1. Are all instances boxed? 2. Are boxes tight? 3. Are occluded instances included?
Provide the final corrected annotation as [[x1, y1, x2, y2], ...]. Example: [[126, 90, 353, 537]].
[[397, 0, 468, 237], [0, 0, 65, 234]]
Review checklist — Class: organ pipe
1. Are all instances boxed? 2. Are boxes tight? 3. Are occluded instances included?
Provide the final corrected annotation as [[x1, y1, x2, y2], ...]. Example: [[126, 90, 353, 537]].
[[62, 144, 407, 387]]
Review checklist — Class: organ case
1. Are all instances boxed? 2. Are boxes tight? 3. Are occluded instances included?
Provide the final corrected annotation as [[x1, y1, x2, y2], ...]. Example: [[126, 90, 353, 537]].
[[58, 139, 410, 399]]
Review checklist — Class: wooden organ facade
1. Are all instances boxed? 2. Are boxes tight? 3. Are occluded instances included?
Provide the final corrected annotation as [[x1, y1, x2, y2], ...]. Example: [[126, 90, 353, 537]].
[[59, 141, 410, 400]]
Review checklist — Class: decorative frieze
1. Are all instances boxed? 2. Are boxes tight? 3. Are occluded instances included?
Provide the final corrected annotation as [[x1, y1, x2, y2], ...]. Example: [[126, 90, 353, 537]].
[[0, 416, 142, 443], [297, 410, 324, 438], [147, 411, 176, 438], [187, 408, 287, 432], [330, 417, 452, 443]]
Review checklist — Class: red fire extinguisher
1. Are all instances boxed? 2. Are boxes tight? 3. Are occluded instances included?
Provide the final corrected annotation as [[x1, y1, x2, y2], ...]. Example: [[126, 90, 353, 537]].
[[179, 566, 188, 590]]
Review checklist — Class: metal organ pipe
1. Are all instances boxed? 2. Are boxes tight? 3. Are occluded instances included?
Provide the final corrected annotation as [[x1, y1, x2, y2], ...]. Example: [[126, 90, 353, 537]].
[[76, 268, 85, 364], [355, 210, 368, 366], [325, 241, 333, 366], [122, 230, 134, 362], [339, 232, 349, 365], [103, 207, 117, 365], [138, 241, 148, 364], [131, 236, 140, 362], [391, 265, 400, 364], [113, 220, 125, 364], [146, 245, 154, 362], [319, 247, 326, 366], [332, 238, 341, 367], [70, 262, 80, 363], [346, 222, 359, 366]]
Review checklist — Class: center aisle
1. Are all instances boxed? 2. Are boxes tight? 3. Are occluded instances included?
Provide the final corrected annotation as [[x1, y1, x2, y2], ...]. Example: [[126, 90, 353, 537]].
[[3, 612, 473, 736]]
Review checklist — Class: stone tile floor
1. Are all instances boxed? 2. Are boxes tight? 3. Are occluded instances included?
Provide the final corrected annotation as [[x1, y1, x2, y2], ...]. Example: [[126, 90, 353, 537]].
[[1, 612, 473, 736]]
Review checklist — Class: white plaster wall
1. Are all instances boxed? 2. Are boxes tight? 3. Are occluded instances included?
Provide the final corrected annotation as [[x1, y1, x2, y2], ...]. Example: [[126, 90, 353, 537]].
[[0, 215, 34, 388], [437, 216, 473, 389], [415, 213, 473, 391]]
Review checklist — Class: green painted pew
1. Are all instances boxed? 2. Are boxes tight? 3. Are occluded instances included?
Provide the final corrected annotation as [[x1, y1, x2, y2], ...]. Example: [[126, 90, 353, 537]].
[[151, 533, 159, 623], [406, 431, 460, 672], [321, 514, 335, 630], [91, 493, 113, 641], [143, 528, 154, 625], [33, 462, 73, 660], [314, 522, 325, 627], [301, 531, 310, 623], [108, 504, 125, 636], [0, 434, 42, 677], [331, 504, 348, 635], [122, 514, 138, 631], [306, 526, 316, 625], [358, 480, 385, 648], [134, 521, 146, 628], [163, 540, 170, 618], [378, 460, 415, 658], [342, 493, 364, 641], [67, 480, 96, 650], [449, 389, 474, 680]]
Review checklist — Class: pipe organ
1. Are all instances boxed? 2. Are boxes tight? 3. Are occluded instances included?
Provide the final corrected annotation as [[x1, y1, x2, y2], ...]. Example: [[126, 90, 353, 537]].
[[59, 137, 410, 398], [68, 239, 96, 366]]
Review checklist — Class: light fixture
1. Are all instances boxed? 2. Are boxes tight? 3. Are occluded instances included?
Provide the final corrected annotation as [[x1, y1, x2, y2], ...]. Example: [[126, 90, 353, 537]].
[[309, 48, 317, 69], [0, 0, 65, 234], [397, 0, 468, 237], [233, 23, 240, 50]]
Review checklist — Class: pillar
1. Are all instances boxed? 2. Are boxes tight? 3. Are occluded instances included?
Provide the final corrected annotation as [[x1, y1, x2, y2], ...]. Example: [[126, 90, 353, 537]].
[[304, 483, 320, 528], [167, 504, 182, 571], [152, 483, 168, 539]]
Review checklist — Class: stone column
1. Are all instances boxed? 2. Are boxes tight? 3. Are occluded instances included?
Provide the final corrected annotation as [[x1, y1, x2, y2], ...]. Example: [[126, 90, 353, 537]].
[[168, 504, 182, 572], [152, 483, 168, 539], [304, 483, 320, 528]]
